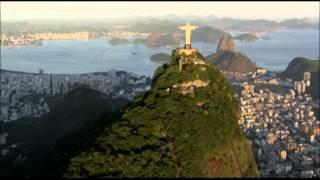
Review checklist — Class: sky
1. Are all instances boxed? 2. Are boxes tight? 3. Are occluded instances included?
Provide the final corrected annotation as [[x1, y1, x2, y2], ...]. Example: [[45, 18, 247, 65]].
[[1, 1, 319, 22]]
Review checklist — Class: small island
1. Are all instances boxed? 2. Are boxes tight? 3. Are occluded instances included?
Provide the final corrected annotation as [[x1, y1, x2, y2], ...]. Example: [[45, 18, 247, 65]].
[[234, 33, 258, 42], [150, 52, 171, 63], [261, 36, 271, 40], [107, 37, 130, 45]]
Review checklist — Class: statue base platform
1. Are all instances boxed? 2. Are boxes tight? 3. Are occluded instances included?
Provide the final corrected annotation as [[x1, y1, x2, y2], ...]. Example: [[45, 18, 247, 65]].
[[185, 44, 192, 49], [176, 47, 198, 56]]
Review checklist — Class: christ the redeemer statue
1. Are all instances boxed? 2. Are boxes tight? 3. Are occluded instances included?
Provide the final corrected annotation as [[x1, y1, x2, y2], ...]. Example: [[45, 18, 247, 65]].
[[178, 22, 199, 49]]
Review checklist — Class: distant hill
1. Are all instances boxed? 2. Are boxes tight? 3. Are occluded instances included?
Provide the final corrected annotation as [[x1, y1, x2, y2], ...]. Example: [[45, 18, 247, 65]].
[[133, 32, 181, 47], [206, 35, 258, 73], [158, 33, 181, 47], [280, 57, 319, 80], [280, 57, 319, 100], [192, 26, 228, 43], [280, 17, 319, 29], [128, 19, 180, 33], [134, 26, 228, 47], [0, 86, 130, 177], [150, 52, 171, 63], [2, 17, 318, 36]]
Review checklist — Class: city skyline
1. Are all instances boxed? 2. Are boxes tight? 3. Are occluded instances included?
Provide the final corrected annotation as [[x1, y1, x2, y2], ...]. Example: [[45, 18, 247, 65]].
[[1, 1, 319, 22]]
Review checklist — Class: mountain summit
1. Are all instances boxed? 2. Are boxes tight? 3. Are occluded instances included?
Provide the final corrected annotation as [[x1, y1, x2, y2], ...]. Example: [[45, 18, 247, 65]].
[[207, 35, 258, 73], [64, 48, 259, 177], [216, 34, 236, 52]]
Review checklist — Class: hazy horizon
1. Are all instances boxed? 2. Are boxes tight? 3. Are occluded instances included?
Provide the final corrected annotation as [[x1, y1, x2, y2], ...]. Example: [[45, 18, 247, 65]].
[[1, 1, 319, 22]]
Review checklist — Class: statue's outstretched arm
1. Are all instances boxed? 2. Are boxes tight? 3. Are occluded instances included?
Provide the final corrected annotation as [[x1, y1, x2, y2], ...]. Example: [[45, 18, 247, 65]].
[[178, 26, 186, 30], [192, 26, 199, 30]]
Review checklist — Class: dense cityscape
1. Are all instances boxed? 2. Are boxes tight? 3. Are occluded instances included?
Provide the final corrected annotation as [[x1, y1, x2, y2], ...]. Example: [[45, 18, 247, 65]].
[[0, 69, 152, 163], [223, 69, 320, 178], [0, 69, 151, 122]]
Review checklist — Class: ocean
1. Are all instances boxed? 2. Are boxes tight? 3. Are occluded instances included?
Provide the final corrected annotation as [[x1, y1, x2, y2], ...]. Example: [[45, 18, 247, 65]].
[[1, 28, 319, 76]]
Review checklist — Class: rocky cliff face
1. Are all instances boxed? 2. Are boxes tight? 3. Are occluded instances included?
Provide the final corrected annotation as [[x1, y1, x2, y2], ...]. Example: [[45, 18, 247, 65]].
[[216, 34, 236, 52], [65, 49, 260, 177]]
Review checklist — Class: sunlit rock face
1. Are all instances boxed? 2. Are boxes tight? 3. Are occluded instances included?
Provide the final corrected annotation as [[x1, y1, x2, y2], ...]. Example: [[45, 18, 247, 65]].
[[216, 34, 236, 52]]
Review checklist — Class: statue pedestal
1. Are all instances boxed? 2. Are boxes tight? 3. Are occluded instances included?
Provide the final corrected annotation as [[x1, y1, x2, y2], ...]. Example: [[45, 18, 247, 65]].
[[185, 44, 192, 49], [176, 48, 198, 56], [176, 48, 206, 73]]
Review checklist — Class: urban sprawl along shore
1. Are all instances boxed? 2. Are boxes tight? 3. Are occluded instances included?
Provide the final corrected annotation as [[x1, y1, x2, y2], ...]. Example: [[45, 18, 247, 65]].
[[0, 32, 91, 47], [0, 30, 150, 48]]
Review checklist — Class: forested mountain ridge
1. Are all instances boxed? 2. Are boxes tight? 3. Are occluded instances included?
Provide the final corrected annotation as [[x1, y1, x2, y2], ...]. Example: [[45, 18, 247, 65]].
[[65, 49, 260, 177]]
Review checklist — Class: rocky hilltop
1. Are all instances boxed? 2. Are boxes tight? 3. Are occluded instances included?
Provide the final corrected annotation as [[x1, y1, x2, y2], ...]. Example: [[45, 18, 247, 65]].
[[216, 34, 236, 52], [64, 49, 259, 177], [206, 35, 257, 73]]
